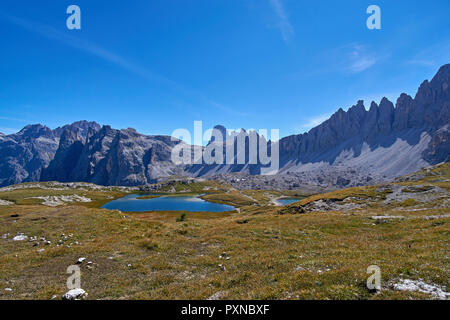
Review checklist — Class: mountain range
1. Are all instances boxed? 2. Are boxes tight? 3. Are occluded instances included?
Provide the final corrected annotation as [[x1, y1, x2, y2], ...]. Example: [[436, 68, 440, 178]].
[[0, 64, 449, 188]]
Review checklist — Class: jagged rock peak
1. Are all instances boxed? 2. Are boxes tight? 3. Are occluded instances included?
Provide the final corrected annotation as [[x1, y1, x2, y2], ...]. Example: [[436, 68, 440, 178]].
[[16, 124, 54, 138], [52, 121, 101, 141]]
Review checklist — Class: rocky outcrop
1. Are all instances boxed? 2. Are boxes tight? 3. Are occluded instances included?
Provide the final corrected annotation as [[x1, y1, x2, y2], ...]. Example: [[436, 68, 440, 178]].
[[53, 120, 101, 140], [42, 126, 185, 186], [40, 126, 85, 182], [0, 65, 448, 188], [276, 64, 450, 178], [0, 124, 59, 187], [0, 121, 100, 187], [185, 64, 449, 185]]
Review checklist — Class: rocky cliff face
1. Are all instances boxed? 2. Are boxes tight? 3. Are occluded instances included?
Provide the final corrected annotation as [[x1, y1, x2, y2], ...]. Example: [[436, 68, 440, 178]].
[[182, 64, 449, 186], [0, 121, 100, 187], [53, 120, 101, 141], [184, 126, 271, 177], [42, 125, 184, 186], [40, 126, 86, 182], [0, 65, 448, 188], [276, 64, 450, 179], [0, 124, 58, 187]]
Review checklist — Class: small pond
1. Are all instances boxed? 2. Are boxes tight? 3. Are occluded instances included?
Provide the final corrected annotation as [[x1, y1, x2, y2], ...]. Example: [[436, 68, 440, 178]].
[[102, 194, 236, 213]]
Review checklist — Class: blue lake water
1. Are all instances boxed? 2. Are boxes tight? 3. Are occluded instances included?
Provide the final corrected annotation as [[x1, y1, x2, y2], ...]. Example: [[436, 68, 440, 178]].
[[276, 199, 301, 206], [102, 194, 236, 213]]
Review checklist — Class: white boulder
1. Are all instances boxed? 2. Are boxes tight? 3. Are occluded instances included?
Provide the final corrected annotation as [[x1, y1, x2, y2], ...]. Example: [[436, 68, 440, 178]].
[[62, 288, 88, 300], [13, 234, 28, 241]]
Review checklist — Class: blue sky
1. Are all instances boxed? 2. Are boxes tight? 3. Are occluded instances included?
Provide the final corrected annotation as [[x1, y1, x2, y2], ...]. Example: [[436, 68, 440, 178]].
[[0, 0, 449, 139]]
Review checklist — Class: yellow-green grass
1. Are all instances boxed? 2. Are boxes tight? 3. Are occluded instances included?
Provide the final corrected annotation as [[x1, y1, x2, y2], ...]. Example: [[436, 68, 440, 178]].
[[136, 192, 213, 200], [0, 165, 449, 300], [280, 163, 450, 215], [153, 180, 230, 193], [201, 191, 257, 207], [135, 195, 161, 200], [0, 202, 448, 300], [0, 187, 127, 208]]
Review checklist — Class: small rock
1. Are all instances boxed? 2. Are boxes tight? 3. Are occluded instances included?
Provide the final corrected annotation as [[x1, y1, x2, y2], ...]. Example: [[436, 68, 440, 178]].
[[33, 242, 39, 247], [51, 295, 58, 300], [392, 278, 449, 300], [207, 291, 226, 300], [294, 265, 306, 272], [13, 234, 28, 241], [76, 257, 86, 264], [62, 288, 88, 300], [37, 249, 45, 253], [218, 264, 226, 271], [5, 288, 13, 292], [45, 241, 51, 245]]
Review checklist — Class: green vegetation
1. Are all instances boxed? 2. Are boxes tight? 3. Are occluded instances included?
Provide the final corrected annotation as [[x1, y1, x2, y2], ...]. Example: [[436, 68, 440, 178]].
[[399, 199, 419, 207], [136, 194, 161, 200], [0, 164, 449, 300]]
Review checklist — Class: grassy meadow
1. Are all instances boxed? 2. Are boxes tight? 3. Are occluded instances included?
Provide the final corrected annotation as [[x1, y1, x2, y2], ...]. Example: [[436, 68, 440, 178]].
[[0, 165, 448, 300]]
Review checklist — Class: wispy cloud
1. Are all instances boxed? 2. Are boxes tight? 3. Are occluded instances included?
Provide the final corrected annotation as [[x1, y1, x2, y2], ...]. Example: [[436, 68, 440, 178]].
[[0, 127, 19, 134], [268, 0, 294, 43], [0, 115, 34, 133], [298, 43, 387, 77], [0, 12, 175, 86], [0, 12, 244, 117], [297, 113, 332, 133], [406, 40, 450, 69], [0, 115, 31, 123], [406, 60, 436, 67], [207, 101, 251, 117], [345, 44, 380, 73]]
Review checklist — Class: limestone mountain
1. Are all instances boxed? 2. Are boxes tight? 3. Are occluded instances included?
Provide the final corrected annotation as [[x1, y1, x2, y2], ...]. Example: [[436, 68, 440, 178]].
[[276, 63, 450, 181], [0, 121, 100, 187], [41, 125, 185, 186], [0, 64, 448, 188]]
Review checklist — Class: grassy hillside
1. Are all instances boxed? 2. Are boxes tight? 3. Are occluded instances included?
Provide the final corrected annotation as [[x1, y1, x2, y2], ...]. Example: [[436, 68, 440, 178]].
[[0, 165, 448, 300]]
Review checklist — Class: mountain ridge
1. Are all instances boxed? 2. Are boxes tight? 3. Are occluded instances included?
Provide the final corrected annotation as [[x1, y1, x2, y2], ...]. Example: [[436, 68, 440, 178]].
[[0, 64, 449, 188]]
